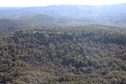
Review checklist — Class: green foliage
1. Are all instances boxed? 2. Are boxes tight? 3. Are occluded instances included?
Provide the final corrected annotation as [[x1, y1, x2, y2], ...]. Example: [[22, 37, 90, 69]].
[[0, 28, 126, 84]]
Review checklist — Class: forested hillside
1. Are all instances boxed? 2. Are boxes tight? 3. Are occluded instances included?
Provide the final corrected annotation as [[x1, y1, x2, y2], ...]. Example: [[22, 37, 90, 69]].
[[0, 14, 70, 34], [1, 14, 126, 35], [0, 3, 126, 84], [0, 19, 24, 34], [1, 4, 126, 28], [0, 28, 126, 84]]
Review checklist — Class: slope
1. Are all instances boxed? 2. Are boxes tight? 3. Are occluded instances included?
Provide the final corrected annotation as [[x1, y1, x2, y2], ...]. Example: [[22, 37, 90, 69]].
[[0, 27, 126, 84], [0, 14, 70, 34]]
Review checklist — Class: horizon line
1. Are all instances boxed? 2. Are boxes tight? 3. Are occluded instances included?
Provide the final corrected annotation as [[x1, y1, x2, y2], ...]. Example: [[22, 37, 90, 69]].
[[0, 3, 126, 7]]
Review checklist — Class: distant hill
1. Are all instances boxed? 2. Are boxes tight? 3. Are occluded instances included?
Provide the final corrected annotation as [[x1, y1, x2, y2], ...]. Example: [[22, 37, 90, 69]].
[[20, 14, 70, 27], [0, 7, 35, 18], [0, 4, 126, 18], [1, 4, 126, 27], [109, 14, 126, 26], [0, 19, 25, 34], [1, 14, 126, 35], [0, 14, 71, 34]]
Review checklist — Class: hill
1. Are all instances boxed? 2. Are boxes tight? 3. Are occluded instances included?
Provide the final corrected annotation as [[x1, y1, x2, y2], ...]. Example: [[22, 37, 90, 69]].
[[1, 4, 126, 18], [1, 4, 126, 28], [0, 14, 70, 34], [0, 28, 126, 84], [1, 14, 126, 35], [0, 18, 25, 34], [20, 14, 70, 27]]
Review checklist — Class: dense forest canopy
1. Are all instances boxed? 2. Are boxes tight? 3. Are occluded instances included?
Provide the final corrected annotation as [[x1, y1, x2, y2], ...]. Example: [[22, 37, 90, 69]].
[[0, 3, 126, 84], [0, 28, 126, 84]]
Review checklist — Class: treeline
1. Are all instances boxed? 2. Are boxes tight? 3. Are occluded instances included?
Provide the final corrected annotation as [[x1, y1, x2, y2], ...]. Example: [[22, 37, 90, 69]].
[[0, 27, 126, 84]]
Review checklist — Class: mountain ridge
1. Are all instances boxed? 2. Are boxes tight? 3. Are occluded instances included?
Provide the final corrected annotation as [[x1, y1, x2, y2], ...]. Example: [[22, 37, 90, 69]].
[[0, 4, 126, 18]]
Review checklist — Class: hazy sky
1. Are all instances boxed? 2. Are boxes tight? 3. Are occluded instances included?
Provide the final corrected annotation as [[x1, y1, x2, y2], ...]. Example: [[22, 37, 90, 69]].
[[0, 0, 126, 7]]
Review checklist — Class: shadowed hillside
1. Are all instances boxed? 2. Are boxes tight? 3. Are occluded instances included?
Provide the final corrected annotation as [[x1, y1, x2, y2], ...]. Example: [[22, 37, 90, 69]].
[[0, 14, 70, 34]]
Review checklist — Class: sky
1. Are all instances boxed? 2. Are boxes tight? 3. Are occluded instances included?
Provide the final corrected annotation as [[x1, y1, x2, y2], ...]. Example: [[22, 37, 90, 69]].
[[0, 0, 126, 7]]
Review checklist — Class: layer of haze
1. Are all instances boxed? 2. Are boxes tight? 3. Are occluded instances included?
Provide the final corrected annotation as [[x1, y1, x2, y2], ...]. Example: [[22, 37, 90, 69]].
[[0, 0, 126, 7]]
